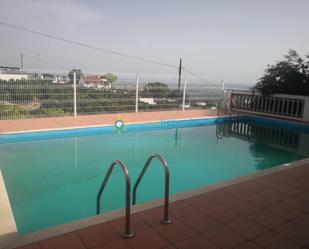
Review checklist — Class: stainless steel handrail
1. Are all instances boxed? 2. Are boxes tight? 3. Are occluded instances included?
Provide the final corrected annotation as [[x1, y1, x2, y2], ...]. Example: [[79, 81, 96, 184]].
[[96, 160, 134, 238], [132, 153, 172, 224]]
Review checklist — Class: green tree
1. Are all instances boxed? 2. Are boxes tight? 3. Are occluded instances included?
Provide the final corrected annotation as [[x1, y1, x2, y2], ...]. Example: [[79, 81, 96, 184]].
[[68, 69, 83, 82], [253, 50, 309, 96], [101, 73, 117, 83], [143, 82, 171, 98]]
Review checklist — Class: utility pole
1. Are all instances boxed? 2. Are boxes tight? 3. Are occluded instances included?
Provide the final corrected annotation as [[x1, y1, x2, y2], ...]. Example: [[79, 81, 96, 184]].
[[177, 58, 182, 99], [20, 53, 23, 72], [37, 53, 41, 73]]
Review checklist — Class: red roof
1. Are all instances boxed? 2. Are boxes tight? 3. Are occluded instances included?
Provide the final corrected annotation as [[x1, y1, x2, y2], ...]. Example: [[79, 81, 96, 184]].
[[81, 75, 103, 84]]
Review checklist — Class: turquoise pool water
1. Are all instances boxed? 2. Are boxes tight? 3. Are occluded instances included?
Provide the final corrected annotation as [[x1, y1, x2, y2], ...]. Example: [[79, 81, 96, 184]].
[[0, 116, 309, 234]]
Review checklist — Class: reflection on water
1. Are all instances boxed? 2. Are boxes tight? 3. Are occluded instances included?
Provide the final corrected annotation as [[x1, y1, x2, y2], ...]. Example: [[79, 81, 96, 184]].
[[216, 120, 309, 169]]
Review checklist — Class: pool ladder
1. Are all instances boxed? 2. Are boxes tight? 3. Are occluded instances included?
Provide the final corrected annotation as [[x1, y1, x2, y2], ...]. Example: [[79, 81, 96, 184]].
[[96, 153, 172, 239]]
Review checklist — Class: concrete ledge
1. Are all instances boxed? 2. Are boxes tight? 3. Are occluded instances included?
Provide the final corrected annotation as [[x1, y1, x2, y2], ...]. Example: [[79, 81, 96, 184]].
[[0, 170, 17, 249]]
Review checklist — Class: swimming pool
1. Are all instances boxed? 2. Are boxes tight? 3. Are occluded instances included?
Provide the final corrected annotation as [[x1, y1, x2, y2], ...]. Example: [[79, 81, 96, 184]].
[[0, 115, 309, 234]]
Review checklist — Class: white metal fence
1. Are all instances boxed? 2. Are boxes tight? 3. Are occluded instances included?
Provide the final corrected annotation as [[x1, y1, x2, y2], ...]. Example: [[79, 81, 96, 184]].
[[0, 71, 224, 120]]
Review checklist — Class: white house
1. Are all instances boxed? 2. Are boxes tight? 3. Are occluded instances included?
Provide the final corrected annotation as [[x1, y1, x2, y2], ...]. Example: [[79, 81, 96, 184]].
[[0, 66, 30, 80], [53, 75, 69, 84], [79, 75, 111, 89], [139, 98, 156, 105], [0, 73, 29, 81]]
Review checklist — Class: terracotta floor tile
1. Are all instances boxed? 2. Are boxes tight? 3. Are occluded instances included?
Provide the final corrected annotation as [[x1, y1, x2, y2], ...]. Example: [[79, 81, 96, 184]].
[[258, 188, 291, 202], [257, 176, 295, 191], [254, 177, 277, 187], [15, 243, 41, 249], [271, 184, 303, 195], [77, 222, 119, 248], [272, 175, 309, 191], [204, 190, 233, 203], [281, 197, 309, 212], [154, 219, 197, 243], [201, 202, 240, 223], [238, 181, 268, 193], [169, 200, 198, 218], [138, 206, 171, 227], [275, 222, 309, 246], [110, 214, 150, 234], [296, 192, 309, 202], [234, 241, 264, 249], [203, 225, 247, 249], [40, 232, 85, 249], [247, 209, 287, 229], [227, 217, 268, 239], [186, 195, 218, 211], [126, 229, 170, 249], [207, 191, 258, 215], [254, 231, 301, 249], [223, 185, 255, 199], [161, 246, 177, 249], [244, 193, 277, 208], [292, 214, 309, 230], [264, 202, 302, 220], [179, 211, 220, 232], [174, 234, 220, 249], [222, 198, 258, 215], [93, 239, 131, 249]]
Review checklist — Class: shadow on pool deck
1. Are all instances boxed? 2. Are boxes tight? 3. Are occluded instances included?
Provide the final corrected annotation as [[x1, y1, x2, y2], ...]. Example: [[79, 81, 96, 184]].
[[12, 161, 309, 249]]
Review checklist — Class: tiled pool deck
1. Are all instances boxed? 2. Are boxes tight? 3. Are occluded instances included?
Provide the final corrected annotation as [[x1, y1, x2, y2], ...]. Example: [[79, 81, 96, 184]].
[[13, 161, 309, 249], [0, 110, 215, 133]]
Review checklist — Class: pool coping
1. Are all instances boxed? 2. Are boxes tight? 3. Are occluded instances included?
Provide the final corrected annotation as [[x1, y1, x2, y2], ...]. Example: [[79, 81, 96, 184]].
[[2, 112, 308, 137], [6, 157, 309, 249]]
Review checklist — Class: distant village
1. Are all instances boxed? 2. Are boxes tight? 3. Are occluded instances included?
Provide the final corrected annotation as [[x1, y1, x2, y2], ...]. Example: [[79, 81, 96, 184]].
[[0, 66, 112, 90], [0, 66, 214, 109]]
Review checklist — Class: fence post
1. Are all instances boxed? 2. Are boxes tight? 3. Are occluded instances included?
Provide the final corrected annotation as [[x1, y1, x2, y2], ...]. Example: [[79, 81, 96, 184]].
[[220, 79, 225, 99], [135, 75, 139, 113], [73, 72, 77, 117], [182, 78, 187, 111]]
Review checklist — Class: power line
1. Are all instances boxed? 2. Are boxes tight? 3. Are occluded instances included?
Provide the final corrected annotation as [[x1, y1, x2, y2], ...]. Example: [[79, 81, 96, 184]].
[[1, 21, 215, 83], [0, 21, 178, 69], [182, 67, 213, 84]]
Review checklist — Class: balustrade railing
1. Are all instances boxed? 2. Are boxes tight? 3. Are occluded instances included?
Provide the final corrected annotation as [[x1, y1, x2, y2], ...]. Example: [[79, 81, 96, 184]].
[[230, 90, 306, 120]]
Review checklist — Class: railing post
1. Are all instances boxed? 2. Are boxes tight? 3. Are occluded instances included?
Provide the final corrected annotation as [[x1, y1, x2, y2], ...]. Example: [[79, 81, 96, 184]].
[[135, 75, 139, 113], [182, 78, 187, 111], [303, 97, 309, 122], [73, 72, 77, 117]]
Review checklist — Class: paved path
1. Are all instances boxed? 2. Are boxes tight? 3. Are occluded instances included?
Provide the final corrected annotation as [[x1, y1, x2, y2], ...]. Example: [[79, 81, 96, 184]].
[[0, 110, 216, 133]]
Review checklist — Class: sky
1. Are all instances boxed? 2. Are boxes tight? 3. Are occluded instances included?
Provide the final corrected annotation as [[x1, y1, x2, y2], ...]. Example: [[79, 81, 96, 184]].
[[0, 0, 308, 85]]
